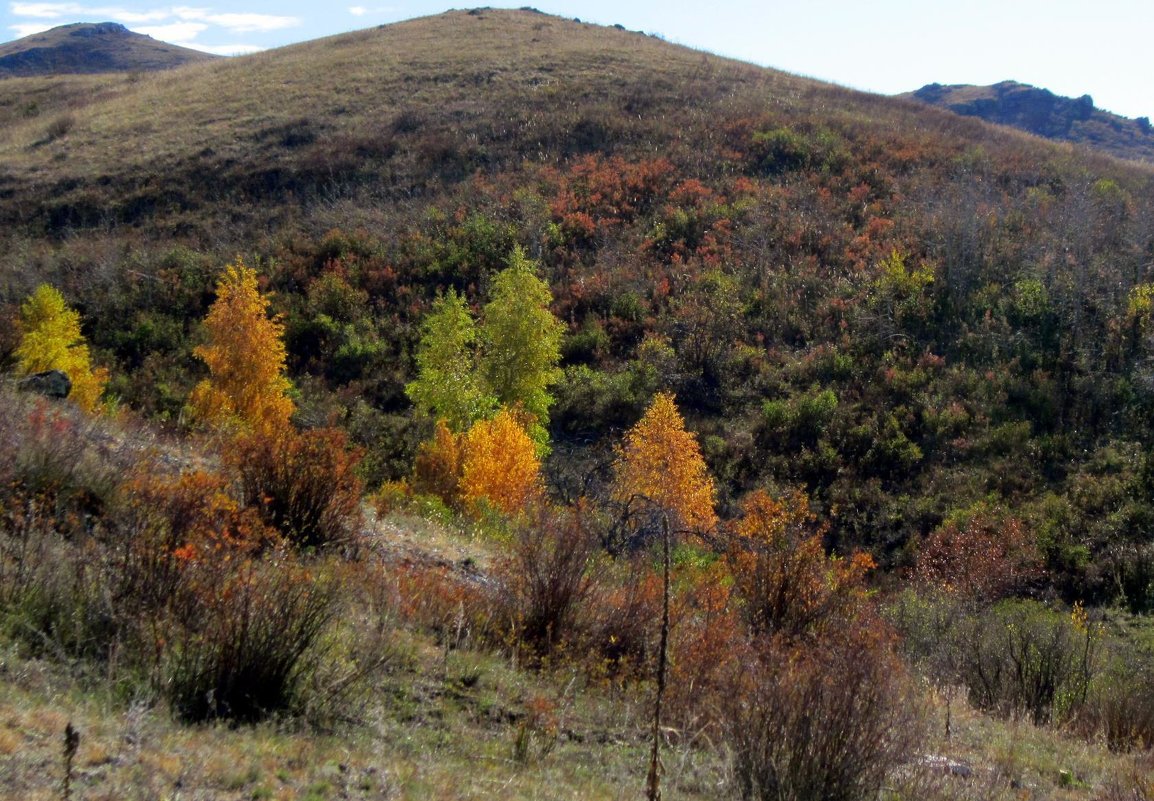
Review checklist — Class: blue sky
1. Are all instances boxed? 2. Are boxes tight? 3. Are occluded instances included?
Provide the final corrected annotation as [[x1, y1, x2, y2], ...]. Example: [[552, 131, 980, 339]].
[[3, 1, 1152, 119]]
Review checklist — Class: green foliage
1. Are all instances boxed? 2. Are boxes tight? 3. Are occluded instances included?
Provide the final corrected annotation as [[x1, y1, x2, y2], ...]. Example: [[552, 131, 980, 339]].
[[478, 246, 564, 445], [406, 289, 495, 431]]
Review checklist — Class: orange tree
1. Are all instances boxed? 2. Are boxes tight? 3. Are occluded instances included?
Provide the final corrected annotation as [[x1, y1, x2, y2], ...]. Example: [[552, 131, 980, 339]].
[[188, 259, 294, 433], [459, 407, 542, 516], [610, 391, 717, 540]]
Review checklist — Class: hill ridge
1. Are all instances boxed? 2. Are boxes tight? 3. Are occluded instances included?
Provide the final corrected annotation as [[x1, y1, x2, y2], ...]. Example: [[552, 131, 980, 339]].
[[0, 21, 216, 77]]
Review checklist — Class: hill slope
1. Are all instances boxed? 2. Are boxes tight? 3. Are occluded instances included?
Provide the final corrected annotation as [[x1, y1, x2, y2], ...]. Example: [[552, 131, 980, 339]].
[[0, 22, 216, 77], [905, 80, 1154, 163], [1, 9, 1154, 596]]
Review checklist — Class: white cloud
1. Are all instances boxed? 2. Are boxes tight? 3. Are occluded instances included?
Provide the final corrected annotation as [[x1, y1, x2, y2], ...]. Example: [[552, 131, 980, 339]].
[[9, 4, 301, 36], [173, 9, 299, 33], [134, 21, 206, 41], [9, 21, 56, 36], [11, 2, 82, 17], [348, 5, 395, 17], [11, 3, 170, 22], [174, 40, 262, 56]]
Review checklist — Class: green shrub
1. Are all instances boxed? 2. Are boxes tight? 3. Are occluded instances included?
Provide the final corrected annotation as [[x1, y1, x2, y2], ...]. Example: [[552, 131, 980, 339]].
[[958, 600, 1096, 726]]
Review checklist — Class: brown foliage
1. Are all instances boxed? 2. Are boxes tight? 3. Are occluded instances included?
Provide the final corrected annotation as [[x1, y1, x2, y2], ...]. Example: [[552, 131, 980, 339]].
[[913, 512, 1042, 601], [722, 624, 922, 801], [227, 427, 364, 551], [496, 503, 602, 658]]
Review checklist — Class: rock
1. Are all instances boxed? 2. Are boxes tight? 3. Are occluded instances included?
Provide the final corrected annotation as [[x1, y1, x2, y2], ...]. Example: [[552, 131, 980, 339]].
[[18, 369, 72, 399], [919, 753, 974, 778]]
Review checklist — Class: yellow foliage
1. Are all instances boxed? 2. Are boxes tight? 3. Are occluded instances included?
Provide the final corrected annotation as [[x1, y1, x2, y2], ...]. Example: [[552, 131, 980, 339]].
[[611, 391, 717, 532], [459, 407, 542, 516], [15, 284, 108, 413], [189, 259, 294, 433]]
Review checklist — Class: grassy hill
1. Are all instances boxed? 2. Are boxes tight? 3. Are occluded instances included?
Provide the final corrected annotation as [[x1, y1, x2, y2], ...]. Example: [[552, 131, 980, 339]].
[[3, 10, 1154, 798], [0, 22, 216, 78], [905, 80, 1154, 163]]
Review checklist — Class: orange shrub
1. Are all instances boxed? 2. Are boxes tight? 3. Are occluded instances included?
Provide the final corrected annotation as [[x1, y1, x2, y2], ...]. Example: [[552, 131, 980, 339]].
[[726, 489, 874, 639], [227, 427, 364, 551]]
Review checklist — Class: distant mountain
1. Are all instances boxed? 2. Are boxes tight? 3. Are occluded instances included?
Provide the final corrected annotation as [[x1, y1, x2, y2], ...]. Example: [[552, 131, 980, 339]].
[[904, 81, 1154, 163], [0, 22, 216, 77]]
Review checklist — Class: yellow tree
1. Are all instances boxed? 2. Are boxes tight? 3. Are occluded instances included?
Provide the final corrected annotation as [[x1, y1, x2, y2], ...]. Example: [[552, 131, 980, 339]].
[[611, 392, 717, 533], [15, 284, 108, 413], [188, 260, 294, 433], [459, 407, 542, 516]]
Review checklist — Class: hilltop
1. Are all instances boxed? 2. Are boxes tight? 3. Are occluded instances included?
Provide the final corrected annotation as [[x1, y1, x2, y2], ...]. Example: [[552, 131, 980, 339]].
[[0, 22, 216, 78], [906, 80, 1154, 163]]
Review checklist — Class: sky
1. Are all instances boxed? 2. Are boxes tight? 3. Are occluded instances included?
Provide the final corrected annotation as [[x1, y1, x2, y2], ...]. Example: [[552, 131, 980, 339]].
[[3, 1, 1152, 120]]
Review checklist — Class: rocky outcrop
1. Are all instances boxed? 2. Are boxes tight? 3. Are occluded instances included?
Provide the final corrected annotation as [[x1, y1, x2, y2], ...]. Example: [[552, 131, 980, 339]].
[[905, 81, 1154, 163]]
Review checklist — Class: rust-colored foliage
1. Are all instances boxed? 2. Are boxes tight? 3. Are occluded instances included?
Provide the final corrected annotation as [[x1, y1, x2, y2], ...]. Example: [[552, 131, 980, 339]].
[[611, 392, 717, 533], [726, 489, 875, 639], [664, 559, 743, 727], [913, 512, 1042, 600], [411, 418, 463, 506], [119, 469, 277, 609], [15, 284, 108, 413], [459, 407, 542, 516], [188, 259, 294, 433], [226, 426, 364, 551]]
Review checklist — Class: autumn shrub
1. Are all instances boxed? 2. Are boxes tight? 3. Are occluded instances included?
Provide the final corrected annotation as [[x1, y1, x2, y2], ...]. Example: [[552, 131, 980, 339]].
[[112, 469, 276, 616], [411, 418, 462, 507], [163, 553, 337, 723], [459, 407, 542, 517], [1075, 640, 1154, 751], [663, 558, 743, 728], [0, 495, 117, 662], [724, 488, 874, 639], [588, 558, 663, 676], [228, 427, 364, 551], [496, 503, 602, 659], [393, 562, 496, 649], [722, 625, 923, 801], [913, 512, 1043, 602]]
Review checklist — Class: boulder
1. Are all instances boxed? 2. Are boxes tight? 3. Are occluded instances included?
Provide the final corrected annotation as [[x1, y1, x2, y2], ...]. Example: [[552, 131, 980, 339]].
[[18, 369, 72, 399]]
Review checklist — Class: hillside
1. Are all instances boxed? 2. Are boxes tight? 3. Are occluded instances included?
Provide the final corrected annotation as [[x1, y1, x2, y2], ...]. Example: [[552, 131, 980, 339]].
[[906, 80, 1154, 163], [1, 7, 1153, 568], [4, 9, 1154, 799], [0, 22, 216, 78]]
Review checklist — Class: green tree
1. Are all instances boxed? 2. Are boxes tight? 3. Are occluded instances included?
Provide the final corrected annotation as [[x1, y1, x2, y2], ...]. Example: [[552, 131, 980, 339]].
[[479, 246, 564, 446], [15, 284, 108, 413], [406, 289, 495, 431]]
